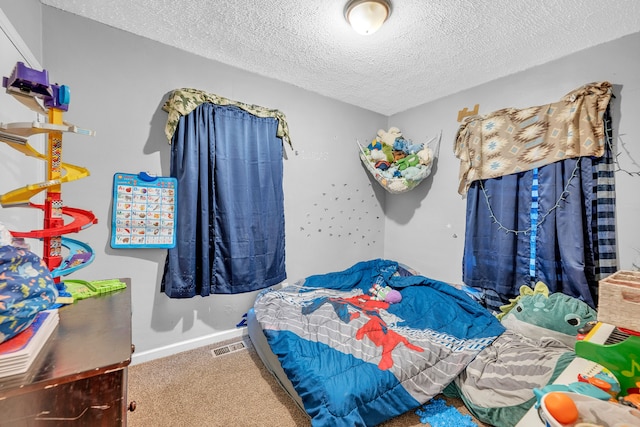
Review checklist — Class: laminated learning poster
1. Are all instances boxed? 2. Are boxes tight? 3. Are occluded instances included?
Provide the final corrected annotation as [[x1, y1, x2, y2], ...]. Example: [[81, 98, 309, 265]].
[[111, 172, 177, 249]]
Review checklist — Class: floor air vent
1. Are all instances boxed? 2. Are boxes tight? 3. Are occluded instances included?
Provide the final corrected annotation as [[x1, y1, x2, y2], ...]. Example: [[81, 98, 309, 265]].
[[211, 341, 246, 357]]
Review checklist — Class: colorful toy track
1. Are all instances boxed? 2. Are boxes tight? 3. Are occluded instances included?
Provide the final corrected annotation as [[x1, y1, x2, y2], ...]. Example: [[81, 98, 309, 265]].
[[0, 138, 90, 206], [0, 62, 96, 280], [10, 204, 97, 238]]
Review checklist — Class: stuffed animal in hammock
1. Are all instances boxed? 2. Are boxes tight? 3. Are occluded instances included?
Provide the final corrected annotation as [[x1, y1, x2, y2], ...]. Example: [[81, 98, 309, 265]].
[[377, 127, 402, 146]]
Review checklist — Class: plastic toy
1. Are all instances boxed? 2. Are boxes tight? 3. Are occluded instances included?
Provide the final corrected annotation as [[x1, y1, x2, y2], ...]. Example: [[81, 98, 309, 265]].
[[534, 381, 613, 402], [543, 392, 579, 424], [620, 393, 640, 409], [110, 172, 177, 249], [62, 279, 127, 300], [0, 62, 96, 286], [537, 391, 640, 427], [576, 319, 598, 340], [575, 334, 640, 396], [369, 283, 402, 304], [415, 398, 477, 427], [577, 372, 618, 396]]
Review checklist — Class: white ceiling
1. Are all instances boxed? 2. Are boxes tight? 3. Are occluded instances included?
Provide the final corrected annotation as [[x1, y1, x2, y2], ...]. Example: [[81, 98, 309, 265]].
[[41, 0, 640, 116]]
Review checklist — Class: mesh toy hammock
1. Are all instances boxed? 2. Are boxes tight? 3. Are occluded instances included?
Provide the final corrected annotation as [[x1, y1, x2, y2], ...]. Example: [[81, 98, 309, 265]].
[[358, 131, 441, 194]]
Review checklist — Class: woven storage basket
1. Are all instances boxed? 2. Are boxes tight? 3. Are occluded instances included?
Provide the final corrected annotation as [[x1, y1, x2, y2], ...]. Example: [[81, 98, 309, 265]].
[[597, 270, 640, 332]]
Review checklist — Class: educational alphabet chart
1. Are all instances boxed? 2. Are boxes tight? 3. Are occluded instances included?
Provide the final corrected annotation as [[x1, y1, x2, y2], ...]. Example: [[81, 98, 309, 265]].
[[111, 172, 177, 249]]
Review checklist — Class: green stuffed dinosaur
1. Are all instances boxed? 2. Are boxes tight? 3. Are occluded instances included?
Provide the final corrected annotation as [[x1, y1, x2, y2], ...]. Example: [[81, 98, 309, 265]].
[[444, 283, 599, 427], [498, 281, 597, 348]]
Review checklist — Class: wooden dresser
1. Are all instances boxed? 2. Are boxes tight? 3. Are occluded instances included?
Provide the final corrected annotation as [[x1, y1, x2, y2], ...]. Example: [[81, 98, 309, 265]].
[[0, 279, 133, 426]]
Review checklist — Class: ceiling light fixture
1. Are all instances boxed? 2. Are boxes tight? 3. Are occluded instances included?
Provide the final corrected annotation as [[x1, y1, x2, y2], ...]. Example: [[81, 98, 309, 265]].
[[344, 0, 391, 36]]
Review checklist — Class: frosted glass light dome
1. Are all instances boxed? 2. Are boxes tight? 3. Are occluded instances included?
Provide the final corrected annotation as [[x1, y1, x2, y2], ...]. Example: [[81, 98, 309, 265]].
[[345, 0, 391, 35]]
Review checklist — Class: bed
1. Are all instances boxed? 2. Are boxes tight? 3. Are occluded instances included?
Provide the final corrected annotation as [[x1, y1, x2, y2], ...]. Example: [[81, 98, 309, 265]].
[[248, 259, 602, 427], [247, 259, 505, 426]]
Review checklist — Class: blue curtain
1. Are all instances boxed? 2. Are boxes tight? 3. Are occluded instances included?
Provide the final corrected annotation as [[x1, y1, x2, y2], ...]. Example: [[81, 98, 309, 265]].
[[463, 112, 616, 311], [162, 103, 286, 297]]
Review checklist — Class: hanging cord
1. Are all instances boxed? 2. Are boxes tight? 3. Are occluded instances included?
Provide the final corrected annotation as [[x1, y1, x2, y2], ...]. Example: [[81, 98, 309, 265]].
[[479, 159, 581, 235], [431, 130, 443, 158], [612, 133, 640, 176], [600, 100, 640, 177]]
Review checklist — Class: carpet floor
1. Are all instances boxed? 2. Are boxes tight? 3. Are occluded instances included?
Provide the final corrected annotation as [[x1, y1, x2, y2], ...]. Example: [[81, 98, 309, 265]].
[[127, 336, 488, 427]]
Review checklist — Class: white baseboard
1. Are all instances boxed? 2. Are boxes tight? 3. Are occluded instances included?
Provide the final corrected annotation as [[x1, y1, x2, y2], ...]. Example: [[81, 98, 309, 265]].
[[131, 327, 248, 366]]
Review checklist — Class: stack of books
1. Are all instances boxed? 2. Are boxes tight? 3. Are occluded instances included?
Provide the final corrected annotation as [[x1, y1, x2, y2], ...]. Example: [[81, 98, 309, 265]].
[[0, 310, 59, 378]]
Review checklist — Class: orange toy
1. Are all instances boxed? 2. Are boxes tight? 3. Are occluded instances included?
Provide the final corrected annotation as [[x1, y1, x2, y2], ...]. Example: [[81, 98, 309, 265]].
[[544, 392, 579, 424]]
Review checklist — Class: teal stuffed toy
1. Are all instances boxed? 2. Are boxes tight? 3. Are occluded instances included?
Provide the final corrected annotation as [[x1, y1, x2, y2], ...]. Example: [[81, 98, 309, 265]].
[[401, 166, 423, 181], [498, 282, 597, 348]]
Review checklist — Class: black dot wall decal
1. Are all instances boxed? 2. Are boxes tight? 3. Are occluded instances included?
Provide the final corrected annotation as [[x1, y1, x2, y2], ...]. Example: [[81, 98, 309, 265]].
[[298, 181, 382, 245]]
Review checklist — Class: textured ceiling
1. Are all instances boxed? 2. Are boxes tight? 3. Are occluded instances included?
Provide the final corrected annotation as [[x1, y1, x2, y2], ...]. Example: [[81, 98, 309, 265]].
[[41, 0, 640, 116]]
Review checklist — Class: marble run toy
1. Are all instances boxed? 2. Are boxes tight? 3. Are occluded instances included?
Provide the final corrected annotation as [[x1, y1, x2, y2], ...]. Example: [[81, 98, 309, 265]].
[[0, 62, 96, 281]]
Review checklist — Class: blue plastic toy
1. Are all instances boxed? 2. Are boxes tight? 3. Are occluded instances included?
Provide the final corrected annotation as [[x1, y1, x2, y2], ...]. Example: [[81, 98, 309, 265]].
[[415, 398, 477, 427]]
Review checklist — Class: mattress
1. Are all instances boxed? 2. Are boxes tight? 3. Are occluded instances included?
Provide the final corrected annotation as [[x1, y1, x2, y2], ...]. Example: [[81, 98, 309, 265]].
[[247, 307, 307, 414], [245, 260, 422, 415], [247, 259, 505, 426]]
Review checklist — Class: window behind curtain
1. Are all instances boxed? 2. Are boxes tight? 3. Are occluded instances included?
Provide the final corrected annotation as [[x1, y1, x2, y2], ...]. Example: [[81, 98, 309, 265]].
[[462, 134, 616, 311], [161, 103, 286, 298], [455, 83, 616, 311]]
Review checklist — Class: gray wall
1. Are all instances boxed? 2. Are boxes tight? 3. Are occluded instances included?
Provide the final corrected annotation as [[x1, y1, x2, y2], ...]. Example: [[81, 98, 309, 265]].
[[0, 4, 43, 246], [0, 0, 41, 62], [36, 6, 387, 362], [386, 32, 640, 283]]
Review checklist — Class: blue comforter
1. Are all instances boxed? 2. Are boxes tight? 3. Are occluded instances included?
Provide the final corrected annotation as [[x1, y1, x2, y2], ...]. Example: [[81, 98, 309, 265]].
[[253, 259, 505, 426]]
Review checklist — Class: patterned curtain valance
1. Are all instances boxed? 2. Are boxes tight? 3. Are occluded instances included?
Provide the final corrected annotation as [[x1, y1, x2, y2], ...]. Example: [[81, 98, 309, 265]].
[[454, 81, 613, 195], [162, 88, 293, 148]]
